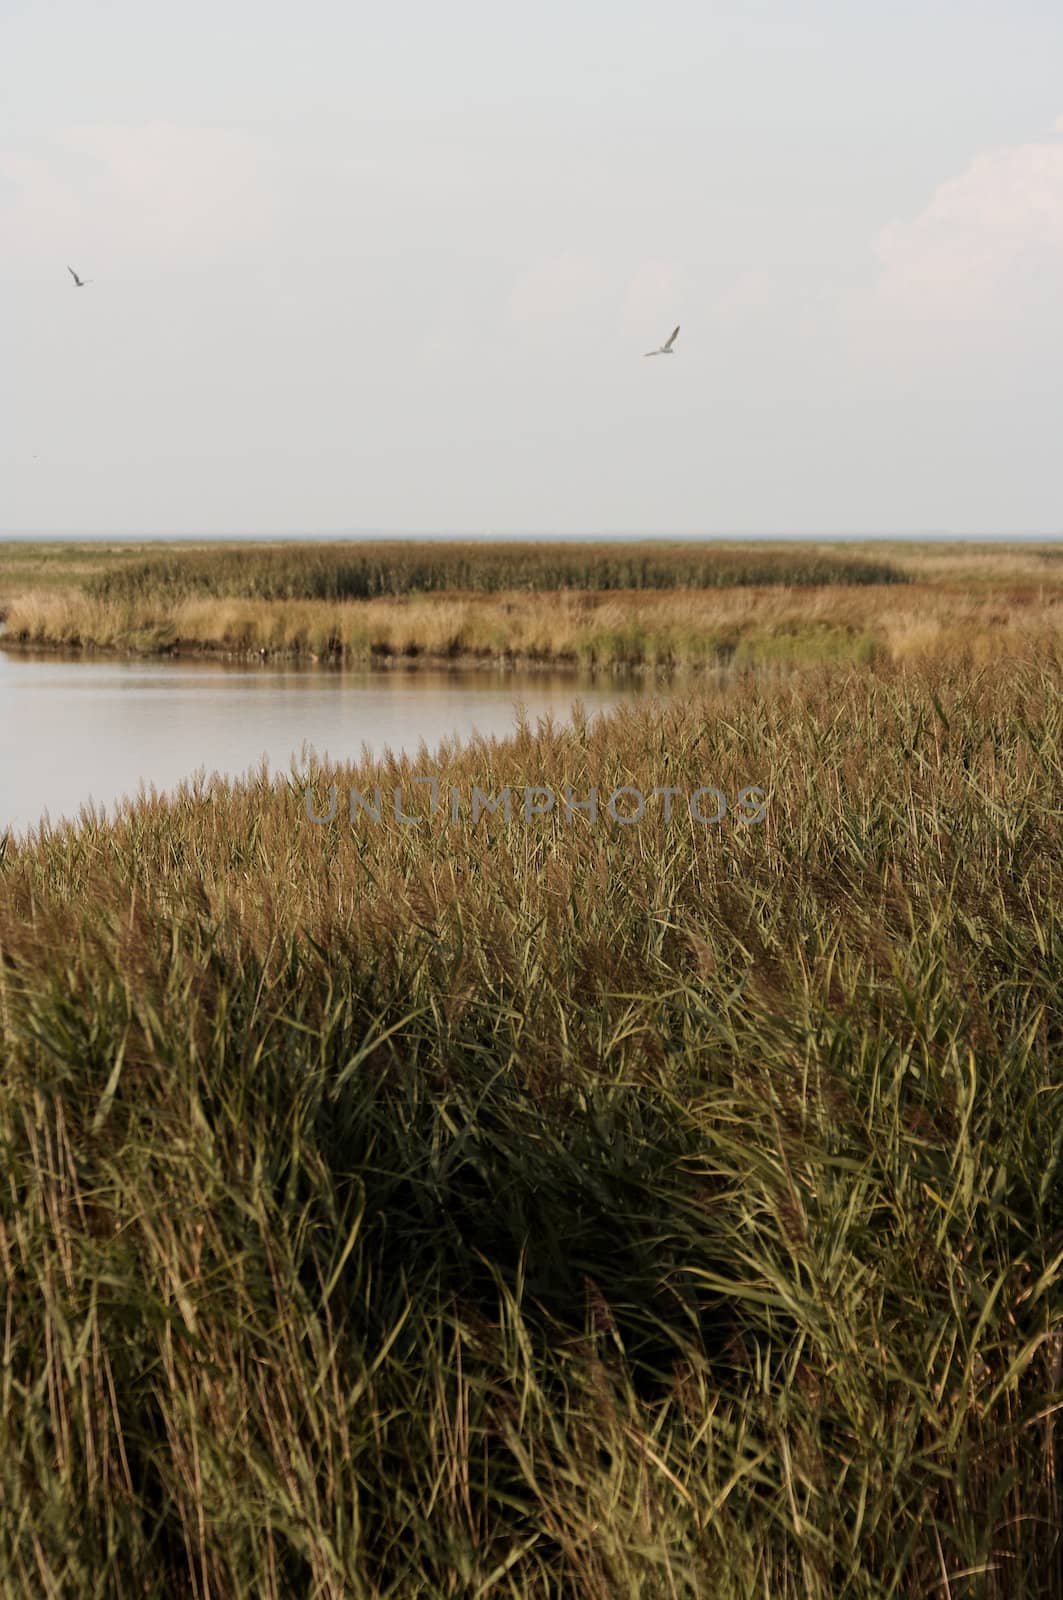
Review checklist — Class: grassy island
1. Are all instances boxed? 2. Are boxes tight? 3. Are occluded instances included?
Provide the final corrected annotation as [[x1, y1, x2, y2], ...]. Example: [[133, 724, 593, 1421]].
[[2, 537, 1061, 672]]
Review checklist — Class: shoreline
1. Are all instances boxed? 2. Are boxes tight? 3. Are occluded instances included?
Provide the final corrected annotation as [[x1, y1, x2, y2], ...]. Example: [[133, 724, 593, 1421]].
[[0, 633, 696, 675], [1, 537, 1060, 676]]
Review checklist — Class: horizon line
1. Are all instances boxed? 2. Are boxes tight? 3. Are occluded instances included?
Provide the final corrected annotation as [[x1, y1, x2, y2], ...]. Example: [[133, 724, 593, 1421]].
[[3, 529, 1063, 544]]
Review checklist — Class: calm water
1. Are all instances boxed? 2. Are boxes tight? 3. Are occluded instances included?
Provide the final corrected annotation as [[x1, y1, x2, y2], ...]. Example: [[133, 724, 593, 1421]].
[[0, 648, 649, 838]]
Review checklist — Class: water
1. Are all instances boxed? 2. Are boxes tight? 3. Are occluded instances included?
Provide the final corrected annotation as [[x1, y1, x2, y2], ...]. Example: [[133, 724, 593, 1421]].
[[0, 649, 648, 838]]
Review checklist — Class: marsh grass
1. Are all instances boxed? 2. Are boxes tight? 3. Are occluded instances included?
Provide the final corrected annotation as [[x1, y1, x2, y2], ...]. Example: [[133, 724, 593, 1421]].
[[4, 577, 1062, 672], [0, 538, 209, 612], [1, 653, 1061, 1595], [2, 540, 1059, 670], [79, 540, 911, 603]]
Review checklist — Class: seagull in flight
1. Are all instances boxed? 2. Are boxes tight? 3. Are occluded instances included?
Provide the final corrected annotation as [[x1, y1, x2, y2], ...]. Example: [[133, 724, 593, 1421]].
[[67, 266, 91, 287], [644, 325, 679, 357]]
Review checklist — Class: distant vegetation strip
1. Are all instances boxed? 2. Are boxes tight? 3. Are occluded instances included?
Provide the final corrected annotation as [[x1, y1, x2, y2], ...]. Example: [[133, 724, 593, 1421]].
[[3, 580, 1060, 669], [3, 540, 1060, 671], [81, 539, 911, 602]]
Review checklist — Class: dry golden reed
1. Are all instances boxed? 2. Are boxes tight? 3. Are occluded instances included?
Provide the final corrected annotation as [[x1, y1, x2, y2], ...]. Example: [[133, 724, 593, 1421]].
[[0, 650, 1060, 1596]]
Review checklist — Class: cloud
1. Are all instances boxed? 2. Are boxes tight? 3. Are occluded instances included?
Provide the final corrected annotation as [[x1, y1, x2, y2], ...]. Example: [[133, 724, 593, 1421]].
[[622, 259, 683, 331], [713, 267, 774, 323], [0, 123, 271, 270], [508, 253, 610, 324], [865, 121, 1063, 324]]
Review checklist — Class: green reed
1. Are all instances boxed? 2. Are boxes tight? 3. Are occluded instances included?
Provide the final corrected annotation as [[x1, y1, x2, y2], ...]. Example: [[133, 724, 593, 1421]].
[[83, 539, 910, 604]]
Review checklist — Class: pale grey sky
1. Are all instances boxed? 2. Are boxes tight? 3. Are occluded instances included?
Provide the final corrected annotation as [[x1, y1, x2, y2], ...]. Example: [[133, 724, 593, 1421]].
[[3, 1, 1063, 536]]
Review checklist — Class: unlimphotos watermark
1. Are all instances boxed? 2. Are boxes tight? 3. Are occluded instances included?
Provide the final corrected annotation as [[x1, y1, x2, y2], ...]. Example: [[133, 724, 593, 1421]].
[[304, 780, 767, 827]]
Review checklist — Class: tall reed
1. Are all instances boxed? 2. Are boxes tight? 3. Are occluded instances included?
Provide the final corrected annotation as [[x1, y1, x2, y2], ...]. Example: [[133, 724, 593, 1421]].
[[81, 539, 910, 604], [1, 653, 1060, 1595]]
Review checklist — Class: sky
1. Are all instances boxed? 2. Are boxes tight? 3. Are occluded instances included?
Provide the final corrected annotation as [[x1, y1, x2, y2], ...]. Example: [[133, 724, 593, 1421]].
[[2, 0, 1063, 538]]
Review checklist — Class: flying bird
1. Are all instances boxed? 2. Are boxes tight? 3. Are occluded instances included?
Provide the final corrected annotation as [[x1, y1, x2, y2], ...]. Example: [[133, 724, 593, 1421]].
[[644, 325, 680, 357], [67, 266, 91, 287]]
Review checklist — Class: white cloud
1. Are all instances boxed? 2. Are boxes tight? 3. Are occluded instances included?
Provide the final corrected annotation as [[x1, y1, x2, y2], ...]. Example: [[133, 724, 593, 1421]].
[[508, 252, 611, 325], [713, 266, 774, 323], [865, 122, 1063, 324], [0, 123, 271, 270], [622, 259, 683, 332], [507, 253, 599, 323]]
